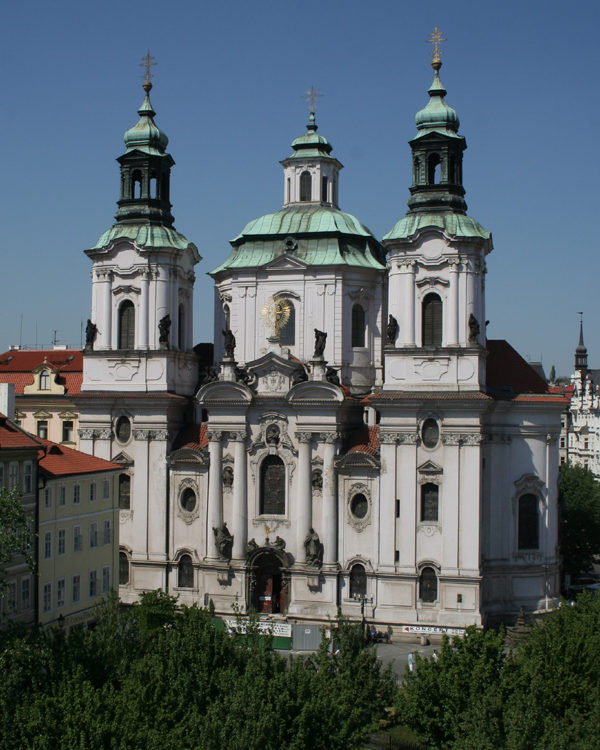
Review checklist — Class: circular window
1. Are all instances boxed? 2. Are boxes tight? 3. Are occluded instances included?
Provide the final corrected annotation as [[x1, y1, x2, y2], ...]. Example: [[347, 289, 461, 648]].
[[421, 418, 439, 449], [180, 488, 196, 512], [350, 493, 369, 519], [115, 416, 131, 443]]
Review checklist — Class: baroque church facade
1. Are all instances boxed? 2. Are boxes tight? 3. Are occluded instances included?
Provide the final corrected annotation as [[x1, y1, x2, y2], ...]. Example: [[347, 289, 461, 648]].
[[77, 52, 565, 630]]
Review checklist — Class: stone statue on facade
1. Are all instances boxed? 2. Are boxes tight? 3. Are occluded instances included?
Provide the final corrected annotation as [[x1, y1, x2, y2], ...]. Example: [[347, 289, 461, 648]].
[[223, 328, 236, 359], [273, 536, 286, 551], [311, 469, 323, 491], [313, 329, 327, 358], [304, 527, 322, 567], [222, 466, 233, 488], [246, 538, 258, 555], [468, 313, 480, 343], [265, 424, 280, 445], [85, 319, 98, 351], [291, 365, 308, 385], [386, 314, 399, 346], [325, 366, 340, 386], [158, 314, 171, 349], [213, 522, 233, 560]]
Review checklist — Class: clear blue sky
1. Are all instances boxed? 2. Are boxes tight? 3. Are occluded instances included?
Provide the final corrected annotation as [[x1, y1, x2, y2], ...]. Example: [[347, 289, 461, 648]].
[[1, 0, 597, 377]]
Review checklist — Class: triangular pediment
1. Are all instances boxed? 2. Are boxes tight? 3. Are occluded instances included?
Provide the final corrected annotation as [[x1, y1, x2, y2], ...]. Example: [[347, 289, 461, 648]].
[[112, 451, 134, 467], [417, 460, 443, 475], [264, 254, 308, 271]]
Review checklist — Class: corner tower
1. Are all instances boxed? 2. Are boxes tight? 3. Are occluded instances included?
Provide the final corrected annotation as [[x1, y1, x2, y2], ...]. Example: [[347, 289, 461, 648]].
[[382, 41, 492, 391]]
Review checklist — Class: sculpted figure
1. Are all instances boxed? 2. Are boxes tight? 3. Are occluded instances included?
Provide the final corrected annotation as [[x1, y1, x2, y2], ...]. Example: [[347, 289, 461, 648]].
[[265, 424, 280, 445], [222, 466, 233, 488], [313, 329, 327, 358], [85, 320, 98, 350], [213, 522, 233, 560], [273, 536, 286, 551], [326, 366, 340, 386], [246, 538, 258, 555], [159, 314, 171, 348], [386, 314, 399, 345], [304, 527, 322, 567], [468, 314, 480, 342], [223, 328, 236, 359]]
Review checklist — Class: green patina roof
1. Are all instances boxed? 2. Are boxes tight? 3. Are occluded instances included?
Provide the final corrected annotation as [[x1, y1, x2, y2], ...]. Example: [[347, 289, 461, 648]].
[[413, 69, 462, 140], [383, 211, 491, 242], [88, 223, 195, 253], [122, 84, 169, 157], [282, 112, 337, 161]]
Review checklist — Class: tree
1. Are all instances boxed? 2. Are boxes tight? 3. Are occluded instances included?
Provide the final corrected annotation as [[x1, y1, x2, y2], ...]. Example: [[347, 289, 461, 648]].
[[0, 487, 35, 594], [559, 463, 600, 579]]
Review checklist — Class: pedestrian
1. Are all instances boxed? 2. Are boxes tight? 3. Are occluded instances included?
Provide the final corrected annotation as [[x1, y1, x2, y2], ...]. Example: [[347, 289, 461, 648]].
[[408, 651, 416, 673]]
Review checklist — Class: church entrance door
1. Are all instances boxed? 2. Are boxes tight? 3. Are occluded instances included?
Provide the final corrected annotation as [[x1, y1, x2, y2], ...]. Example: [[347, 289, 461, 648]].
[[254, 554, 283, 614]]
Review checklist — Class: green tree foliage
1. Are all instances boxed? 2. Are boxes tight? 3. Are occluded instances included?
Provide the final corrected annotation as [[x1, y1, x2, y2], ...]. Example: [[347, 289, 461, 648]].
[[396, 595, 600, 750], [559, 463, 600, 578], [0, 592, 395, 750], [0, 487, 35, 593]]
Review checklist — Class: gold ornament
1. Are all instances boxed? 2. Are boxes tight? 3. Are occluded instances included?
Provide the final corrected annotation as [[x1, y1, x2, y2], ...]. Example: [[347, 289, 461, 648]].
[[261, 296, 291, 337]]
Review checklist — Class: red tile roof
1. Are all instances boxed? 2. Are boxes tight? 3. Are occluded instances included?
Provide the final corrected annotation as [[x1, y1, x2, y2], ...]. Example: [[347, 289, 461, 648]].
[[0, 349, 83, 395], [485, 340, 550, 395], [0, 414, 42, 450], [172, 423, 208, 451], [37, 439, 120, 478], [344, 425, 380, 455]]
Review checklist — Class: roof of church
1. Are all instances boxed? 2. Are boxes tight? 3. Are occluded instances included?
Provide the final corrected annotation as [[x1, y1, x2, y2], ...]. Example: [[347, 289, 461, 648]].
[[485, 339, 552, 396], [172, 423, 208, 452], [37, 439, 121, 478], [0, 350, 82, 395], [88, 224, 195, 253], [344, 424, 380, 455], [383, 210, 490, 242]]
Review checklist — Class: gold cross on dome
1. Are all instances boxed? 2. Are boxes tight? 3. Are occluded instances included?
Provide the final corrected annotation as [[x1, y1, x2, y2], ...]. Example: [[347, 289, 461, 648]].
[[140, 49, 156, 84], [428, 26, 446, 63], [304, 86, 322, 114]]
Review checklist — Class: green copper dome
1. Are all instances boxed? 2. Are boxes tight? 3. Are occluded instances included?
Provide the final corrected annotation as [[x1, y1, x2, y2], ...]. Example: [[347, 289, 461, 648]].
[[383, 211, 490, 242], [285, 112, 335, 160], [123, 82, 169, 156], [414, 69, 461, 138]]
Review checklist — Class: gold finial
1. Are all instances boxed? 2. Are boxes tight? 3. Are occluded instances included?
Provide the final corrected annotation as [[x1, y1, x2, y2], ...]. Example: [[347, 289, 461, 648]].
[[427, 26, 446, 69], [140, 49, 156, 89], [304, 86, 322, 115], [264, 524, 271, 539]]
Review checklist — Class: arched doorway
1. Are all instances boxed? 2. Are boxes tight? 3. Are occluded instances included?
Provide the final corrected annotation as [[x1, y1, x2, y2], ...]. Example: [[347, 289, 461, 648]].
[[248, 548, 289, 615]]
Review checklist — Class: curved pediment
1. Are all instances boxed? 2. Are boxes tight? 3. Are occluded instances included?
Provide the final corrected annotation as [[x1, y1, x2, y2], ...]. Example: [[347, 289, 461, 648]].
[[335, 451, 380, 473], [287, 379, 344, 403], [196, 380, 254, 405], [168, 446, 208, 467]]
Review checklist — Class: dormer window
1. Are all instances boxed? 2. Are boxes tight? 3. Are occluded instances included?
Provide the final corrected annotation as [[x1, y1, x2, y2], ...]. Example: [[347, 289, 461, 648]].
[[39, 370, 50, 390], [300, 171, 312, 202]]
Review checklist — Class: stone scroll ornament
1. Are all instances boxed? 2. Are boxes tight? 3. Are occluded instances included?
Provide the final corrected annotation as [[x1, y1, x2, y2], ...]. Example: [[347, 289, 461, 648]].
[[213, 522, 233, 560], [313, 329, 327, 358]]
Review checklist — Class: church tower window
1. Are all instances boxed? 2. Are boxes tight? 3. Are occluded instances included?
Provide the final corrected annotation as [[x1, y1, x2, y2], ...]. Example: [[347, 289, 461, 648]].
[[177, 554, 194, 588], [279, 302, 295, 346], [178, 303, 185, 350], [352, 304, 366, 347], [518, 494, 539, 550], [321, 176, 328, 202], [427, 153, 441, 184], [119, 551, 130, 585], [421, 484, 439, 522], [118, 300, 135, 349], [422, 293, 442, 347], [118, 474, 131, 510], [300, 171, 312, 201], [419, 567, 438, 603], [349, 563, 367, 598], [260, 455, 285, 515], [131, 170, 142, 199]]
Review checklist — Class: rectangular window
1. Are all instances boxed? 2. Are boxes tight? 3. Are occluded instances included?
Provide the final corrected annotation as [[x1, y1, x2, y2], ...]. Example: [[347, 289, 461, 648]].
[[102, 519, 111, 545], [395, 499, 400, 518], [102, 565, 110, 593], [37, 420, 48, 439], [57, 578, 65, 609], [62, 420, 74, 443], [89, 571, 97, 598], [394, 550, 400, 563], [9, 462, 19, 489], [58, 528, 66, 556], [0, 464, 4, 488], [89, 523, 98, 548], [43, 583, 52, 613], [560, 437, 566, 448], [23, 462, 32, 494], [72, 574, 80, 603], [73, 484, 81, 504], [44, 531, 52, 559], [44, 486, 52, 509], [102, 478, 110, 500], [7, 582, 17, 613], [89, 482, 96, 502], [21, 577, 30, 610], [59, 485, 66, 506], [73, 526, 82, 552]]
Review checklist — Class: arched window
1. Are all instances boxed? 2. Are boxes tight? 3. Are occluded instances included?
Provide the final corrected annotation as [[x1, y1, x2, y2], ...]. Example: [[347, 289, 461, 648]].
[[118, 300, 135, 349], [300, 171, 312, 202], [150, 174, 158, 198], [178, 554, 194, 588], [427, 154, 441, 184], [421, 484, 439, 522], [352, 304, 366, 347], [349, 563, 367, 599], [413, 157, 421, 184], [518, 494, 539, 549], [279, 301, 295, 346], [287, 177, 291, 203], [260, 455, 285, 515], [321, 175, 328, 202], [178, 303, 185, 350], [422, 293, 442, 347], [132, 170, 142, 199], [39, 370, 50, 390], [118, 474, 131, 510], [449, 156, 457, 183], [419, 567, 438, 603], [119, 551, 130, 585]]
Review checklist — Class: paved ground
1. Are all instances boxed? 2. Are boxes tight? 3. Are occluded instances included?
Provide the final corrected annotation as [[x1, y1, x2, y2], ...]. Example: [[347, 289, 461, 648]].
[[373, 640, 438, 681]]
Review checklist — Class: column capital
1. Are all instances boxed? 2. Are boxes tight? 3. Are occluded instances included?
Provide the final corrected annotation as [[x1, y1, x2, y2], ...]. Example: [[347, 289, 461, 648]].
[[380, 431, 419, 445], [228, 430, 247, 442], [320, 431, 339, 444], [207, 430, 224, 443], [296, 431, 313, 444]]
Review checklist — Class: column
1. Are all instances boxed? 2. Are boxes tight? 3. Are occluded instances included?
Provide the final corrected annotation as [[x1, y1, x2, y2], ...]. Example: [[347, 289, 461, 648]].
[[231, 431, 247, 560], [447, 260, 459, 346], [466, 258, 477, 338], [322, 433, 338, 565], [101, 270, 112, 350], [296, 432, 312, 560], [206, 430, 223, 558], [378, 434, 397, 569], [156, 267, 170, 349], [402, 261, 416, 346], [139, 270, 150, 350]]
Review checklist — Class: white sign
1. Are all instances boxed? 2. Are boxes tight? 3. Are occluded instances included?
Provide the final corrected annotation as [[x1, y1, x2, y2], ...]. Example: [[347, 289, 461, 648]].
[[401, 624, 465, 636], [224, 619, 292, 637]]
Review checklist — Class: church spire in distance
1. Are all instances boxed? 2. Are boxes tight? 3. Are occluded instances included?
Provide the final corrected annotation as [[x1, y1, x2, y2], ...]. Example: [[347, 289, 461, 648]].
[[575, 312, 589, 372], [113, 51, 175, 227]]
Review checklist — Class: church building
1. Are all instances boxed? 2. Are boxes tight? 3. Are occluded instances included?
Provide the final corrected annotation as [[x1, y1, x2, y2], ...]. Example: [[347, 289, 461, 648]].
[[77, 44, 565, 631]]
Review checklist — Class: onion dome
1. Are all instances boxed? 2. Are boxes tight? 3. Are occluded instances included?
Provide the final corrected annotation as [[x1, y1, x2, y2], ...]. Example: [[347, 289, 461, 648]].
[[414, 60, 460, 136], [123, 80, 169, 156]]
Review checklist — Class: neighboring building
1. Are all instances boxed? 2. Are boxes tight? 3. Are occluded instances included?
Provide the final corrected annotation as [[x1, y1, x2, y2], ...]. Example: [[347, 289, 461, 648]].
[[0, 348, 83, 448], [0, 385, 39, 626], [37, 440, 120, 628], [563, 321, 600, 476], [78, 50, 565, 630]]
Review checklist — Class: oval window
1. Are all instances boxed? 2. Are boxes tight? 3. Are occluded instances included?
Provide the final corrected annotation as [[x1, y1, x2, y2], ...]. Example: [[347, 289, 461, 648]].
[[350, 493, 369, 519], [422, 419, 439, 448], [181, 488, 196, 512], [116, 416, 131, 443]]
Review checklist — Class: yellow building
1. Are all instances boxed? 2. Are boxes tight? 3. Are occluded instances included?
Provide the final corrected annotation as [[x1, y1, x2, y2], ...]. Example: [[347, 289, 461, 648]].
[[37, 440, 119, 628]]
